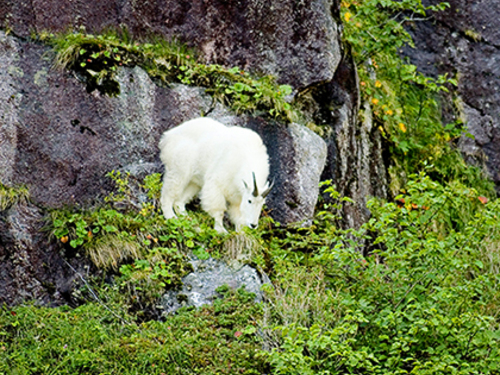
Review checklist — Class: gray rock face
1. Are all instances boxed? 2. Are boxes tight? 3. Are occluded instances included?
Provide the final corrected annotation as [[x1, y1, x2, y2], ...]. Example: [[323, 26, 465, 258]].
[[0, 0, 341, 88], [0, 200, 93, 306], [289, 123, 328, 224], [0, 29, 331, 304], [161, 256, 269, 314], [406, 0, 500, 188], [310, 53, 387, 228]]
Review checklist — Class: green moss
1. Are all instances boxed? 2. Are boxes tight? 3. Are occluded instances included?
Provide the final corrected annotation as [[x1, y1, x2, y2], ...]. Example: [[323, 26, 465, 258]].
[[464, 28, 482, 42], [37, 29, 298, 123]]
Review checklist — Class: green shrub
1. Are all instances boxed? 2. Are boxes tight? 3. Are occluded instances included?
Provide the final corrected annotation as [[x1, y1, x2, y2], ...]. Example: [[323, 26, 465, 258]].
[[264, 174, 500, 374], [342, 0, 494, 195], [37, 29, 297, 123], [0, 287, 267, 375]]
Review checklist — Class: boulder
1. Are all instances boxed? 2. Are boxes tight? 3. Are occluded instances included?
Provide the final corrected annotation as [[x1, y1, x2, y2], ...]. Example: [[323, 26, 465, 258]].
[[161, 255, 269, 315]]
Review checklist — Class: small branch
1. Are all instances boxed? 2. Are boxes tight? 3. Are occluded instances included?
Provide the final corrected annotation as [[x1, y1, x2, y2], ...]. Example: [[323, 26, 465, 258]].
[[394, 269, 434, 310]]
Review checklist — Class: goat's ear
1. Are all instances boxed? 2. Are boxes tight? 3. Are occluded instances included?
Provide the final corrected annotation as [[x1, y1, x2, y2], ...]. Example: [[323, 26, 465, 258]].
[[262, 179, 274, 198], [243, 180, 249, 190]]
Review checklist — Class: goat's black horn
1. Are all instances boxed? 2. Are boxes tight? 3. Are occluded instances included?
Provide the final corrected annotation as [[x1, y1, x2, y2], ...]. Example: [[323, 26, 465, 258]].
[[252, 172, 259, 197], [262, 179, 274, 198]]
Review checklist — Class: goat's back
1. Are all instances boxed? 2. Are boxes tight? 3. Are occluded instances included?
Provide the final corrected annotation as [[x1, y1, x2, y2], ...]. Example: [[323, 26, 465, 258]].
[[159, 117, 269, 190]]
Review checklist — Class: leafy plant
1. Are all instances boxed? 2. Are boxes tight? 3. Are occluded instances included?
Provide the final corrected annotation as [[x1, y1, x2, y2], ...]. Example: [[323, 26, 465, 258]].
[[0, 287, 267, 375], [49, 171, 221, 306], [263, 174, 500, 374]]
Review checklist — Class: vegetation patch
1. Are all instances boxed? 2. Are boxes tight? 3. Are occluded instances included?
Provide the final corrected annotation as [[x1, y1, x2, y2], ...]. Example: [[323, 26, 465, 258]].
[[37, 30, 297, 123], [341, 0, 494, 195], [4, 172, 500, 374], [0, 287, 267, 375], [0, 182, 29, 211], [262, 174, 500, 374], [48, 170, 266, 311], [49, 171, 212, 307]]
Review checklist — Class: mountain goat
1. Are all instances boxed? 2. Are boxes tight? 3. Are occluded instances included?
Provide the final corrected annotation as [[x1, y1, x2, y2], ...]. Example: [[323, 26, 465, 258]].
[[159, 117, 272, 233]]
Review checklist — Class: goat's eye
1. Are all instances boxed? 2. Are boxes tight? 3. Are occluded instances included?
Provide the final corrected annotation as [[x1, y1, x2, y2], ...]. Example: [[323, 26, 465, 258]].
[[248, 200, 252, 204]]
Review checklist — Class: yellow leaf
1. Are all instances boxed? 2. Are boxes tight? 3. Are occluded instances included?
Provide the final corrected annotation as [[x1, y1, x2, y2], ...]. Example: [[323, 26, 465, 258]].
[[371, 98, 379, 105], [399, 123, 407, 132], [344, 12, 352, 22], [375, 80, 382, 88]]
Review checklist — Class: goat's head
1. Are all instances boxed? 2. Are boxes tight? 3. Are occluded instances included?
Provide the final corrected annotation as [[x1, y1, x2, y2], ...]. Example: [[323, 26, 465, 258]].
[[241, 172, 273, 229]]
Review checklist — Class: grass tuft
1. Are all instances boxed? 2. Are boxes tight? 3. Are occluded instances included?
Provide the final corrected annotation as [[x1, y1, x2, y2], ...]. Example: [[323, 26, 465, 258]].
[[0, 182, 29, 211]]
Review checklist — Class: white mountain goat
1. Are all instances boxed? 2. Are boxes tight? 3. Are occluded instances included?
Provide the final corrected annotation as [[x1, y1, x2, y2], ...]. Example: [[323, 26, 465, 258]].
[[159, 117, 272, 233]]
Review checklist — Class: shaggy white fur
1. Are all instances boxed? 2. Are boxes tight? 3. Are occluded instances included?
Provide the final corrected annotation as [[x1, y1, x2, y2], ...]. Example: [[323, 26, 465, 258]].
[[159, 117, 271, 233]]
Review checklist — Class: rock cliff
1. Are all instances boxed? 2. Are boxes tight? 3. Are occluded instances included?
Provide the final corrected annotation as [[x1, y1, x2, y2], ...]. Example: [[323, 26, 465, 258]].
[[0, 0, 387, 305]]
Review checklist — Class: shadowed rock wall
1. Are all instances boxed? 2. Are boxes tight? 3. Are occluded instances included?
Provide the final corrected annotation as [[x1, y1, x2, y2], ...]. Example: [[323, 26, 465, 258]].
[[406, 0, 500, 188]]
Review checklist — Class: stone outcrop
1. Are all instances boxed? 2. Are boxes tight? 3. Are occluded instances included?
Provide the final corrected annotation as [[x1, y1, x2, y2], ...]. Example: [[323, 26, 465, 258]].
[[161, 255, 269, 315]]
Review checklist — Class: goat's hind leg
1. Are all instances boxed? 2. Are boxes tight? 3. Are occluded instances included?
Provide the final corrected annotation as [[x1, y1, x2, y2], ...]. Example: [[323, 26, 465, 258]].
[[175, 182, 200, 215], [160, 173, 183, 219]]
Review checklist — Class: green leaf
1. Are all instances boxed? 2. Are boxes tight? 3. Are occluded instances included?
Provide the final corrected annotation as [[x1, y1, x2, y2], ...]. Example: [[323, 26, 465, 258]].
[[278, 85, 293, 96]]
